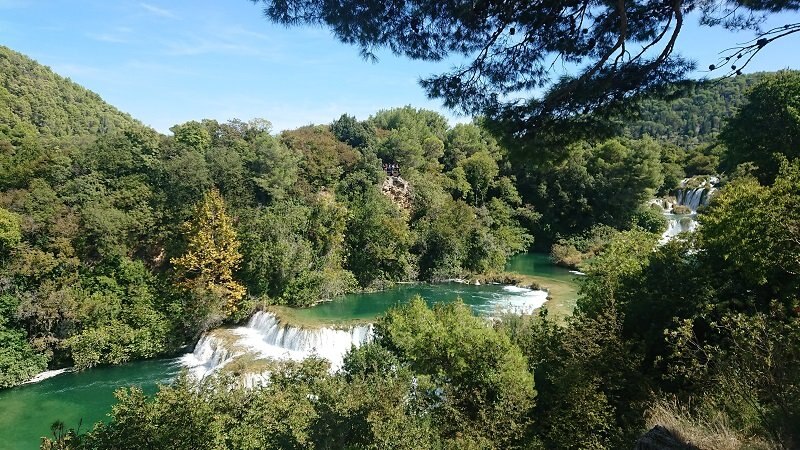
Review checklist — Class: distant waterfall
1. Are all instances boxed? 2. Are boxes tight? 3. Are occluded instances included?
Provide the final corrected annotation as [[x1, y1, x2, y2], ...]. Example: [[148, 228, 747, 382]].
[[656, 176, 718, 244], [674, 176, 718, 213], [675, 187, 710, 213], [659, 215, 699, 245], [182, 311, 373, 382]]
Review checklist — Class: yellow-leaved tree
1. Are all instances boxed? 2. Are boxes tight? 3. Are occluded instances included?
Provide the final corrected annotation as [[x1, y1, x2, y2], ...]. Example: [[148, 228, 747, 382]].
[[173, 188, 245, 316]]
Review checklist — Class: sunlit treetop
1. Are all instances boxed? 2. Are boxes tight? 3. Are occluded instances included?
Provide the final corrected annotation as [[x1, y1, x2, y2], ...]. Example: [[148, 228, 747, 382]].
[[252, 0, 799, 152]]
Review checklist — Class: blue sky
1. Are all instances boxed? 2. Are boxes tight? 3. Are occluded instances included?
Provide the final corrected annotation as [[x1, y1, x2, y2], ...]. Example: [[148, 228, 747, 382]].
[[1, 0, 798, 133]]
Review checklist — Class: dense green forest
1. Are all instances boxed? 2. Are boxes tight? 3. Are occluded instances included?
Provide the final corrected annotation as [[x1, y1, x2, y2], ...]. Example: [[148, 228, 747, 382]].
[[50, 107, 800, 449], [1, 46, 538, 387], [625, 73, 767, 147], [0, 46, 143, 137], [1, 44, 799, 449], [43, 149, 800, 447]]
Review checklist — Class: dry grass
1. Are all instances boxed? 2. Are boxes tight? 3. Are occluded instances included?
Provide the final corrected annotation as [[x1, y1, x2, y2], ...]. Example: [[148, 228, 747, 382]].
[[646, 398, 777, 450]]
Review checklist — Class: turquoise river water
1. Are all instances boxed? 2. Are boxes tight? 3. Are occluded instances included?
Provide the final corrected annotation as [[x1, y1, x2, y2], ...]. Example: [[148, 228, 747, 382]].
[[0, 253, 578, 449]]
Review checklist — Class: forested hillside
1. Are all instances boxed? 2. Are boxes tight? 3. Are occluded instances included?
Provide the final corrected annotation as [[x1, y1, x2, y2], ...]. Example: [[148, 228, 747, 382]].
[[626, 73, 766, 147], [509, 72, 786, 248], [45, 70, 800, 450], [0, 46, 143, 137], [0, 47, 792, 389], [0, 49, 536, 388]]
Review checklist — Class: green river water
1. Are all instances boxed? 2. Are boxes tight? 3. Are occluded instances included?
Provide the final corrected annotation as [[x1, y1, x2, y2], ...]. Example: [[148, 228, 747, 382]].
[[0, 253, 579, 450]]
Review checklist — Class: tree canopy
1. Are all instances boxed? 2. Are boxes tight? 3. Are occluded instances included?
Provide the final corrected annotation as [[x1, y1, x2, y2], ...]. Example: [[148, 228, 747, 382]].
[[251, 0, 799, 152], [720, 70, 800, 183]]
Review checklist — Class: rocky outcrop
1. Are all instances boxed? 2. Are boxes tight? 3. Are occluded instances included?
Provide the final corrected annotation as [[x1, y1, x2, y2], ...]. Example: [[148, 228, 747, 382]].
[[381, 176, 411, 210], [634, 425, 701, 450]]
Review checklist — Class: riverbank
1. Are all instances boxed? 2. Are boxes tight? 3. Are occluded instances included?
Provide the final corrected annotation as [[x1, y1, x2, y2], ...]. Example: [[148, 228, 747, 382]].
[[270, 253, 581, 327]]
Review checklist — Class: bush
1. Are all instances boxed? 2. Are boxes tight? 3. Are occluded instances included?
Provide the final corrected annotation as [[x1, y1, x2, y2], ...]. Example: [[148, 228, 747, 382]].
[[671, 204, 692, 214], [631, 205, 668, 233], [550, 225, 620, 269]]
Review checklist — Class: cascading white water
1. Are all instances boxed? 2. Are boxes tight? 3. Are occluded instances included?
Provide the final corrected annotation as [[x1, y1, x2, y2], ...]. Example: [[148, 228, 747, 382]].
[[241, 311, 372, 368], [181, 311, 373, 382], [181, 331, 246, 379], [675, 187, 711, 213], [488, 286, 549, 316], [656, 176, 718, 244], [674, 176, 718, 213], [659, 214, 699, 245], [181, 285, 552, 383]]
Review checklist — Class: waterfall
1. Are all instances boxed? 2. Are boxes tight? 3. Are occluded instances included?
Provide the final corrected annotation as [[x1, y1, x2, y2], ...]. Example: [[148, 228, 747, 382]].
[[659, 214, 699, 245], [656, 176, 718, 244], [650, 176, 719, 245], [181, 331, 244, 379], [676, 187, 709, 213], [674, 176, 718, 213], [181, 286, 551, 383], [246, 311, 372, 362], [181, 311, 373, 382]]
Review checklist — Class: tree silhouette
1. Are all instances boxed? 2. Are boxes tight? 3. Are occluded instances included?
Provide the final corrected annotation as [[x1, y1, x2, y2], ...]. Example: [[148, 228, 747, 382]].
[[251, 0, 799, 154]]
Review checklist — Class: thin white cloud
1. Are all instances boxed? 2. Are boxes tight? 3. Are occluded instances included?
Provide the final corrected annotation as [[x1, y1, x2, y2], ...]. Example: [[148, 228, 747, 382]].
[[87, 32, 130, 44], [139, 2, 176, 19], [86, 25, 137, 44], [220, 27, 271, 41], [159, 28, 284, 60], [124, 59, 197, 76], [163, 38, 262, 57]]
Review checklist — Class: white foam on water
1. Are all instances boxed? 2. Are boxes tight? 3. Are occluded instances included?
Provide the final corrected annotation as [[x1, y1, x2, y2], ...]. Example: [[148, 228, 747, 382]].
[[22, 368, 71, 385], [484, 286, 549, 315], [181, 332, 243, 379], [659, 213, 699, 245], [183, 286, 550, 384], [181, 312, 373, 383], [502, 285, 530, 293]]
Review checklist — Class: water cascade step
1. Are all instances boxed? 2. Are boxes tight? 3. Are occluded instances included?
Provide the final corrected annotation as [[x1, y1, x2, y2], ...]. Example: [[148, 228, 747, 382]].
[[674, 176, 718, 213], [656, 176, 718, 244], [182, 311, 373, 382]]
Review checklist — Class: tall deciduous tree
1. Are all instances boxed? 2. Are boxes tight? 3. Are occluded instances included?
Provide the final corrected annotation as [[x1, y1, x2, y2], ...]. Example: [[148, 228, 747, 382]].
[[173, 188, 245, 315], [460, 150, 499, 206], [376, 297, 536, 447], [699, 159, 800, 309], [344, 190, 414, 287], [170, 120, 211, 152], [515, 137, 663, 245], [0, 207, 21, 257]]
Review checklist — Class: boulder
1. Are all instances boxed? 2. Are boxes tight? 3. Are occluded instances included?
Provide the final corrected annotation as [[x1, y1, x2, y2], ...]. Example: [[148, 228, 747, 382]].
[[633, 425, 701, 450]]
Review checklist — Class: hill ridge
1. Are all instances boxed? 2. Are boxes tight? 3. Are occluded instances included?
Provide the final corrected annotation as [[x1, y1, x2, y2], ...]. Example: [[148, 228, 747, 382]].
[[0, 45, 149, 138]]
